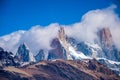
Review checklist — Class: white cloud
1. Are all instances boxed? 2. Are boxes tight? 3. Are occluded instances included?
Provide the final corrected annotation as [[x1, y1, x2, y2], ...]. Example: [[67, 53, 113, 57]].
[[0, 23, 59, 54], [0, 30, 25, 53], [0, 4, 120, 54], [20, 23, 59, 54], [64, 4, 120, 49]]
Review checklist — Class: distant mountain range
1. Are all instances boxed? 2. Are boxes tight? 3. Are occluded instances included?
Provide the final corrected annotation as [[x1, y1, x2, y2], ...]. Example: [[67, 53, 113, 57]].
[[0, 27, 120, 80]]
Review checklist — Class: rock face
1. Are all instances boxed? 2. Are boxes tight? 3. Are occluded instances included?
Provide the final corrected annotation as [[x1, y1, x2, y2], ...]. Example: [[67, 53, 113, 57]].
[[0, 59, 119, 80], [35, 49, 45, 62], [48, 27, 72, 60], [58, 27, 74, 60], [0, 47, 18, 67], [48, 38, 67, 60], [15, 43, 35, 62], [58, 27, 66, 43], [98, 28, 120, 61], [99, 28, 113, 47]]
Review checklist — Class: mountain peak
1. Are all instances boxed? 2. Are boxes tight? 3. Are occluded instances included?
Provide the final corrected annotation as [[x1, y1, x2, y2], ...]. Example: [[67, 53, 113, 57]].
[[58, 27, 66, 42], [20, 42, 30, 50], [98, 28, 113, 47], [16, 42, 35, 62], [35, 49, 45, 62]]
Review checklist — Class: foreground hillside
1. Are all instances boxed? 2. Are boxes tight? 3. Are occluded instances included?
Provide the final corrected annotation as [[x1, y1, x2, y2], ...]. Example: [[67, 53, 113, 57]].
[[0, 59, 120, 80]]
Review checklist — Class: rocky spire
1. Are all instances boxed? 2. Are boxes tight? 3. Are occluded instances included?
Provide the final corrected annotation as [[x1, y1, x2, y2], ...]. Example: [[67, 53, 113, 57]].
[[16, 42, 36, 62], [98, 28, 120, 61], [58, 27, 73, 60], [35, 49, 45, 62], [58, 27, 66, 42], [99, 28, 113, 47]]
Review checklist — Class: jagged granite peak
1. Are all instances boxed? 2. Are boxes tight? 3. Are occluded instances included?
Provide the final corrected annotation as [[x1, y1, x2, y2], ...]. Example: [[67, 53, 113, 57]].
[[47, 27, 75, 60], [0, 47, 18, 67], [16, 42, 35, 62], [48, 38, 67, 60], [97, 28, 120, 61], [47, 27, 74, 60], [99, 28, 113, 47], [58, 27, 73, 60], [35, 49, 45, 62], [58, 27, 66, 42]]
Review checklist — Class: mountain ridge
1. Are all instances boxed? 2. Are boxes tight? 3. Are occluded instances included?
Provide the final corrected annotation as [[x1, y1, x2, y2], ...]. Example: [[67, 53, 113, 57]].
[[1, 59, 120, 80], [0, 27, 120, 79]]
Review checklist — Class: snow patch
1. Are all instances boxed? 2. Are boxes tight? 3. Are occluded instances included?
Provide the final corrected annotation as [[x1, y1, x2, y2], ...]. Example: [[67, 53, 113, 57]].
[[69, 46, 91, 59], [97, 58, 120, 64]]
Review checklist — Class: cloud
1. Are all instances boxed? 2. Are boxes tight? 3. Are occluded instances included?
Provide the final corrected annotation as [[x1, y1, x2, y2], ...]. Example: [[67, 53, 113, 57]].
[[64, 4, 120, 49], [0, 4, 120, 54], [0, 23, 59, 54], [0, 30, 25, 53], [20, 24, 59, 54]]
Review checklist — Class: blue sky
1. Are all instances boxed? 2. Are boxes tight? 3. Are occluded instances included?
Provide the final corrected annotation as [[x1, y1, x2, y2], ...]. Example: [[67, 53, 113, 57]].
[[0, 0, 120, 36]]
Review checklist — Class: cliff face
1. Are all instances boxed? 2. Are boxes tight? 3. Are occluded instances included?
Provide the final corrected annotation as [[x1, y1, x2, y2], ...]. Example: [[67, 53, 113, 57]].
[[35, 49, 45, 62], [58, 27, 66, 42], [99, 28, 113, 47], [48, 27, 72, 60], [98, 28, 120, 61], [15, 43, 36, 62], [58, 27, 73, 60], [48, 38, 67, 60]]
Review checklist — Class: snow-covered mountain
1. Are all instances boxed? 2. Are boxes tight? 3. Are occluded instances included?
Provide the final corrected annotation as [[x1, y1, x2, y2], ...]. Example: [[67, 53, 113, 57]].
[[34, 27, 119, 62], [0, 26, 120, 76], [15, 42, 36, 62], [66, 36, 120, 75], [44, 27, 120, 75]]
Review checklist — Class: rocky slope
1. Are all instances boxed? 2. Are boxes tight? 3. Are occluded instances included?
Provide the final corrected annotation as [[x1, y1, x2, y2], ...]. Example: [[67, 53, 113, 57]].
[[0, 59, 120, 80], [0, 47, 19, 67]]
